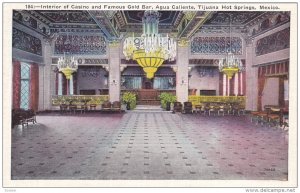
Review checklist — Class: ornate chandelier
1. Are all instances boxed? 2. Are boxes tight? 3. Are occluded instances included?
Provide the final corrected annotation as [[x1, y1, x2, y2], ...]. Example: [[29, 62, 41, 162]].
[[57, 52, 78, 80], [219, 14, 243, 79], [57, 13, 78, 80], [123, 11, 176, 79]]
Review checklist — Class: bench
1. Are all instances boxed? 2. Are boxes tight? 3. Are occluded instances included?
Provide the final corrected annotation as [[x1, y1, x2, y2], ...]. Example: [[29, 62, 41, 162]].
[[12, 109, 37, 128]]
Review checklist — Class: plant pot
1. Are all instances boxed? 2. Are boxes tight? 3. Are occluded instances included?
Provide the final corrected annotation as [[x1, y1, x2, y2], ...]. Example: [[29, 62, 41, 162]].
[[166, 102, 171, 111], [126, 102, 131, 110]]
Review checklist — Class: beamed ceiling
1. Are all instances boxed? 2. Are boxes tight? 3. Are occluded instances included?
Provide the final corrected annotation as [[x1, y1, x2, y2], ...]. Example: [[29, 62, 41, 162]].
[[16, 10, 269, 40]]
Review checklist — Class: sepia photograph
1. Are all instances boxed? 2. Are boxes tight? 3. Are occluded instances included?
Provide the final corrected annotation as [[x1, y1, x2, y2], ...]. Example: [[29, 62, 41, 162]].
[[2, 1, 298, 189]]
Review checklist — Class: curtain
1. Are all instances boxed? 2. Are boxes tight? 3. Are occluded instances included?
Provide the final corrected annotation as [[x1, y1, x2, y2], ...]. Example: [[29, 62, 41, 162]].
[[257, 66, 266, 111], [30, 63, 39, 111], [278, 77, 285, 107], [123, 77, 142, 89], [12, 60, 21, 109], [154, 77, 174, 89], [219, 72, 223, 96]]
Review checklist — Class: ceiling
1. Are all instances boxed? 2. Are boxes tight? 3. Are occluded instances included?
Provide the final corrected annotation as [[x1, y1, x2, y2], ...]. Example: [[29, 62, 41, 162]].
[[17, 10, 267, 40]]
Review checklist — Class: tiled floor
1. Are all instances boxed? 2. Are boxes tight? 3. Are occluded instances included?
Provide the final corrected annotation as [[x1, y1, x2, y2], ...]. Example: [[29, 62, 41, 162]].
[[11, 112, 288, 180]]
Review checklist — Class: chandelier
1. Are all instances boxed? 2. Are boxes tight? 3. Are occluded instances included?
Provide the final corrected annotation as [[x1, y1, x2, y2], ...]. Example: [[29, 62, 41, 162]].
[[57, 52, 78, 80], [218, 14, 243, 79], [57, 13, 78, 80], [123, 11, 176, 79]]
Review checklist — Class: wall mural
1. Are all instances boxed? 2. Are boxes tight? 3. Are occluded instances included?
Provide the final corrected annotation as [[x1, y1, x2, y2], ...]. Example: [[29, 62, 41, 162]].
[[191, 37, 242, 55], [255, 27, 290, 56], [12, 28, 42, 56], [54, 34, 107, 55]]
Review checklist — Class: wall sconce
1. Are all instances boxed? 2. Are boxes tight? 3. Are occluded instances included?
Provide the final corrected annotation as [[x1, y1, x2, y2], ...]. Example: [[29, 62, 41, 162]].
[[102, 65, 109, 72], [110, 79, 117, 85], [120, 64, 127, 72], [181, 77, 187, 85], [172, 66, 178, 73]]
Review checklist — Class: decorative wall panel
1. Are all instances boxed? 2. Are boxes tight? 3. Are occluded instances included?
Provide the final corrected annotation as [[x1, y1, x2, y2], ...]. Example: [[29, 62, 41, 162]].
[[191, 37, 242, 55], [54, 34, 107, 55], [12, 28, 42, 56], [255, 28, 290, 56]]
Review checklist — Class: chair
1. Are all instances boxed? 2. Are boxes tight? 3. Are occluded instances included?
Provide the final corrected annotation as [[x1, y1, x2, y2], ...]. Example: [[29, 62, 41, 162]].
[[59, 104, 68, 114], [267, 107, 282, 128], [90, 104, 97, 111], [112, 101, 121, 112], [183, 102, 193, 114], [194, 104, 202, 114], [218, 104, 227, 116], [101, 101, 112, 111], [173, 102, 183, 113], [251, 105, 271, 126], [208, 104, 218, 116]]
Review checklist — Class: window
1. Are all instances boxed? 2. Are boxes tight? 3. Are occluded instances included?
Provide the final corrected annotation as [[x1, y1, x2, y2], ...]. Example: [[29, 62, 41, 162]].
[[20, 62, 30, 109], [153, 77, 175, 90], [122, 77, 142, 89]]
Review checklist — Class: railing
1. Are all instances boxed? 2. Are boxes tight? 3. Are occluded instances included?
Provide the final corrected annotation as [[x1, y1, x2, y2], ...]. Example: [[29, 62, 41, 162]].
[[52, 95, 109, 106], [188, 95, 246, 107], [121, 89, 176, 101]]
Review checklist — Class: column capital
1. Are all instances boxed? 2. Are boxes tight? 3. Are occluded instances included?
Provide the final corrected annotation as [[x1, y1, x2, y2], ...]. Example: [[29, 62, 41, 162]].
[[178, 38, 190, 47], [245, 38, 254, 46], [108, 40, 120, 48]]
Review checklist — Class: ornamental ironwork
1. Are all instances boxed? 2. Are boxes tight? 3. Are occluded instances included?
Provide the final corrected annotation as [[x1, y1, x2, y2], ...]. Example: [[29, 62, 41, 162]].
[[191, 36, 242, 55], [12, 28, 42, 55], [255, 27, 290, 56], [54, 34, 107, 55]]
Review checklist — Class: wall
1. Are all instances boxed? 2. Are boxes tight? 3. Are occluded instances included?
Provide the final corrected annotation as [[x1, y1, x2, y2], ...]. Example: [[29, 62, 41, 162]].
[[245, 22, 290, 111], [188, 67, 220, 95], [76, 67, 108, 95], [262, 78, 279, 107]]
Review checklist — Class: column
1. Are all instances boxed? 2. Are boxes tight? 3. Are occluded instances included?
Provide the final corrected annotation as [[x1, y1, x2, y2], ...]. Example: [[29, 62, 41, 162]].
[[234, 73, 238, 96], [108, 41, 121, 102], [58, 73, 62, 95], [69, 75, 73, 95], [245, 39, 258, 111], [176, 38, 189, 103], [38, 40, 53, 111], [223, 74, 226, 96]]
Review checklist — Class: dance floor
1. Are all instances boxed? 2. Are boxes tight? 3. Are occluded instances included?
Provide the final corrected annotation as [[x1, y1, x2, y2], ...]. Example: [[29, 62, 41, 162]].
[[11, 112, 288, 180]]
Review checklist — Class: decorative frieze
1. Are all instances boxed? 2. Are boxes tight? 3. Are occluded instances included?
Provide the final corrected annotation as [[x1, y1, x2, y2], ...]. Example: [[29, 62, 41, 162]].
[[255, 28, 290, 56], [54, 34, 107, 55], [12, 28, 42, 55], [191, 36, 242, 55]]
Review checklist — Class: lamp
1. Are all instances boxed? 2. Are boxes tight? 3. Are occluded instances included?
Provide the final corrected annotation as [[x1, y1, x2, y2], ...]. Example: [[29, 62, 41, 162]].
[[123, 11, 176, 79], [218, 14, 243, 79], [57, 13, 78, 80]]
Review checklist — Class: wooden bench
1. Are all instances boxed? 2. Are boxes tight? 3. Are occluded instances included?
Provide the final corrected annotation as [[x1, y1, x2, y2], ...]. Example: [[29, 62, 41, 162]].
[[12, 109, 37, 128]]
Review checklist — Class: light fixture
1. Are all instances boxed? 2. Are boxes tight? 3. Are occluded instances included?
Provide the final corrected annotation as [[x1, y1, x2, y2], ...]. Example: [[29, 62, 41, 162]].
[[218, 14, 243, 79], [57, 52, 78, 80], [57, 13, 78, 80], [123, 11, 176, 79]]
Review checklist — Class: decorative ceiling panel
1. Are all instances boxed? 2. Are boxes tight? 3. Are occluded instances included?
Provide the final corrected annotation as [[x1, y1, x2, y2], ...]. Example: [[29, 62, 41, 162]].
[[35, 10, 95, 24], [204, 11, 264, 26], [123, 11, 181, 25]]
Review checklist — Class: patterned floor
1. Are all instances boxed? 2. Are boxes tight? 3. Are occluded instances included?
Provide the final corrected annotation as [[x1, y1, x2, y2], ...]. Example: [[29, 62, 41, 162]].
[[11, 112, 288, 180]]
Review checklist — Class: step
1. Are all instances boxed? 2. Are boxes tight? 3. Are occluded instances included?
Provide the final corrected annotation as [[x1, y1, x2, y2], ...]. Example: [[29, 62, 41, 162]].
[[137, 100, 161, 105], [131, 105, 171, 113]]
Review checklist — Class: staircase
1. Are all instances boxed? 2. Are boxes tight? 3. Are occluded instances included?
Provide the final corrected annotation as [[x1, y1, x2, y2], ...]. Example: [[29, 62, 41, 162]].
[[137, 100, 161, 105], [132, 105, 169, 113]]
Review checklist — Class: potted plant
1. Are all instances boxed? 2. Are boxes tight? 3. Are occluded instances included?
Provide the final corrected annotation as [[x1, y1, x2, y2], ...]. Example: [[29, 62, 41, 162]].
[[121, 92, 137, 110], [159, 92, 177, 111]]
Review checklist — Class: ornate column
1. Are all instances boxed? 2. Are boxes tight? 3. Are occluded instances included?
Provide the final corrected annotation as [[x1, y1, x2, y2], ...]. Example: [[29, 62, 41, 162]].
[[176, 38, 189, 103], [245, 38, 258, 111], [108, 41, 121, 102]]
